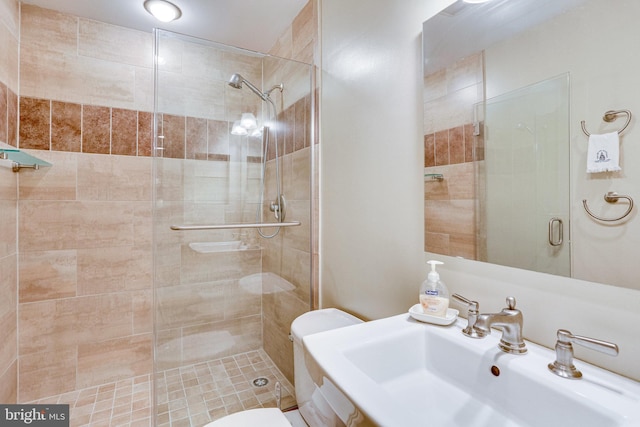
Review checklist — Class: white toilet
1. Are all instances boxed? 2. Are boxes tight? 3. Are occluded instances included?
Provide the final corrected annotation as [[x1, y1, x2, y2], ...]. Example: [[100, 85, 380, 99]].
[[204, 308, 363, 427]]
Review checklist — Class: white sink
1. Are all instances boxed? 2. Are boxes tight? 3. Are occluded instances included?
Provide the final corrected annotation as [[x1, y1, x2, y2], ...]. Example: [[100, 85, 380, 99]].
[[303, 314, 640, 426]]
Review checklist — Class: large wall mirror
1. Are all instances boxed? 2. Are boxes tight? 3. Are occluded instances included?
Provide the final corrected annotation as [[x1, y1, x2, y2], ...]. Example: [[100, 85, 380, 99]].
[[423, 0, 640, 290]]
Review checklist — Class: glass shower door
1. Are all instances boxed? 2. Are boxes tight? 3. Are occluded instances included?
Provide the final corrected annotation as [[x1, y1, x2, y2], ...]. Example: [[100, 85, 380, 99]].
[[481, 74, 570, 277], [152, 29, 313, 426]]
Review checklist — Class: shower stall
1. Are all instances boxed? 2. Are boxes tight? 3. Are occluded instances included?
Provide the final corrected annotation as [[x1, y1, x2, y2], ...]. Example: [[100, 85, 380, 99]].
[[152, 30, 314, 426]]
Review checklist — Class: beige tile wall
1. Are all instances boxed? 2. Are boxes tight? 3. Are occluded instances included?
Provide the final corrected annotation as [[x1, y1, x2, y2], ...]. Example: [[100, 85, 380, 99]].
[[154, 237, 265, 371], [423, 53, 483, 135], [19, 4, 153, 111], [153, 31, 265, 373], [261, 149, 313, 382], [152, 84, 313, 379], [424, 52, 484, 258], [261, 101, 313, 382], [155, 32, 262, 121], [15, 13, 155, 400], [0, 0, 19, 405], [15, 0, 316, 402], [269, 0, 317, 66], [0, 0, 19, 92], [262, 1, 317, 378], [151, 2, 318, 382], [0, 165, 17, 404], [17, 151, 153, 401]]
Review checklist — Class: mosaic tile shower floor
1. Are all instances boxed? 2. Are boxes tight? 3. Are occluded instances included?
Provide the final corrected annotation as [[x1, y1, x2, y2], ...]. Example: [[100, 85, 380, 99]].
[[29, 349, 296, 427]]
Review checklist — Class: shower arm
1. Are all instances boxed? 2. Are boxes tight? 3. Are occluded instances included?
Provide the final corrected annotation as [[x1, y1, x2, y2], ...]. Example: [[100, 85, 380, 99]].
[[265, 84, 284, 98]]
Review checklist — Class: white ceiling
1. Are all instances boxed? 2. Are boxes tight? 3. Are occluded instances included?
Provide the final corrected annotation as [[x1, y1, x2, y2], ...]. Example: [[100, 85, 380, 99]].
[[20, 0, 309, 53]]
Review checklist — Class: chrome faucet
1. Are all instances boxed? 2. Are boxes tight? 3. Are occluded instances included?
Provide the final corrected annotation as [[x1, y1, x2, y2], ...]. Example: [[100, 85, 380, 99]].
[[474, 296, 527, 355]]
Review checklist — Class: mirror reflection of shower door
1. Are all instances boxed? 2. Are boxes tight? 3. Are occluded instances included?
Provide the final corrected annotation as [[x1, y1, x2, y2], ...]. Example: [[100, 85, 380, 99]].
[[480, 74, 570, 276]]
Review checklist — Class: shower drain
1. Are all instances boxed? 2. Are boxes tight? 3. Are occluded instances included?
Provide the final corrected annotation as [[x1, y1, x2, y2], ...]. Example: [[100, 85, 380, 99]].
[[252, 377, 269, 387]]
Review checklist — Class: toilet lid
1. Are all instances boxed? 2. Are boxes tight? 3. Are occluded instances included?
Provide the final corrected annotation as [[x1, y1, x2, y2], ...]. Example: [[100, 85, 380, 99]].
[[203, 408, 291, 427]]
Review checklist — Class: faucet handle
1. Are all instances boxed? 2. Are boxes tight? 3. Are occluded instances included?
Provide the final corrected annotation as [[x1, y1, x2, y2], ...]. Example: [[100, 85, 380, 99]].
[[548, 329, 619, 379], [451, 293, 478, 311], [502, 296, 523, 317], [451, 294, 488, 338]]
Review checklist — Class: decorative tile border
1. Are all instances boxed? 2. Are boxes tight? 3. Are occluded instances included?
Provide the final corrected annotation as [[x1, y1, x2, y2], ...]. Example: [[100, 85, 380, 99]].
[[19, 96, 154, 157], [424, 122, 484, 167], [16, 95, 313, 161]]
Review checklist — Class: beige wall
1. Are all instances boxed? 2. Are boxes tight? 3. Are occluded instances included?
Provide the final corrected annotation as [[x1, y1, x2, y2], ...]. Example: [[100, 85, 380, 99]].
[[320, 0, 450, 318], [0, 0, 19, 404], [484, 0, 640, 290], [320, 0, 640, 381]]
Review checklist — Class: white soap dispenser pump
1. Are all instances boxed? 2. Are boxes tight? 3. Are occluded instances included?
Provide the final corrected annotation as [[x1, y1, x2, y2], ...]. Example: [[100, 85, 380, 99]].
[[419, 260, 450, 317]]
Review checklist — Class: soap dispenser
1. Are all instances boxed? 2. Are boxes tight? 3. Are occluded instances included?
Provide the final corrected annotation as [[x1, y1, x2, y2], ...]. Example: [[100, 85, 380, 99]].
[[419, 260, 450, 317]]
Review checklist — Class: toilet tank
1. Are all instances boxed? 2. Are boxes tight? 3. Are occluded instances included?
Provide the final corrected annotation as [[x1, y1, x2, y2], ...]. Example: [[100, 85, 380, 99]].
[[290, 309, 363, 427]]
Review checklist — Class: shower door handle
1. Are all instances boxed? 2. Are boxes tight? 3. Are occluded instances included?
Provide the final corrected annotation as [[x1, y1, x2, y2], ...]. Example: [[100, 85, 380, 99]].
[[548, 217, 563, 246]]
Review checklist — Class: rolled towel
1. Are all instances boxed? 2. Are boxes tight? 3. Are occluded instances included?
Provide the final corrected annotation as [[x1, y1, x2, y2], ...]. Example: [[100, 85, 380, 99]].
[[586, 131, 621, 173]]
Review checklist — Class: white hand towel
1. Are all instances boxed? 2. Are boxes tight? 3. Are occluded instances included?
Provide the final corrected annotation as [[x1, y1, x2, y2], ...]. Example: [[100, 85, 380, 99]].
[[586, 131, 621, 173]]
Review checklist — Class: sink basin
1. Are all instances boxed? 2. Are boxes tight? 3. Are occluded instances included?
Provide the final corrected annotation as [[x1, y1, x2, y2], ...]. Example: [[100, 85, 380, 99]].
[[303, 314, 640, 426]]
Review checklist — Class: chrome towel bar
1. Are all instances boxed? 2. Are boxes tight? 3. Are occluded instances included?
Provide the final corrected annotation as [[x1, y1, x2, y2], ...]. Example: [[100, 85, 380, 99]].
[[582, 192, 634, 222], [581, 109, 632, 136], [170, 221, 301, 231]]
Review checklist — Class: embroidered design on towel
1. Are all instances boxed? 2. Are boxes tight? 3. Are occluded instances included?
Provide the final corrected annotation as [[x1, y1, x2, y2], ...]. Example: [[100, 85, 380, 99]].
[[586, 132, 621, 173], [596, 149, 610, 163]]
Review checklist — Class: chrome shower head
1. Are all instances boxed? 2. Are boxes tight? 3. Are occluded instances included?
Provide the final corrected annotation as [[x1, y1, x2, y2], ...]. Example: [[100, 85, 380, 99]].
[[228, 73, 244, 89], [227, 73, 268, 101]]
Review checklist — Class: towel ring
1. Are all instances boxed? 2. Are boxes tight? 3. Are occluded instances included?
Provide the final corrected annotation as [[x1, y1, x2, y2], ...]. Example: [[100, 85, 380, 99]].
[[581, 109, 632, 136], [582, 192, 634, 222]]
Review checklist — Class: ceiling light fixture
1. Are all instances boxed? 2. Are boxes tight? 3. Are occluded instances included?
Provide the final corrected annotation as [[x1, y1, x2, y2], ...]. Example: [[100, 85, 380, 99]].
[[240, 113, 258, 130], [144, 0, 182, 23]]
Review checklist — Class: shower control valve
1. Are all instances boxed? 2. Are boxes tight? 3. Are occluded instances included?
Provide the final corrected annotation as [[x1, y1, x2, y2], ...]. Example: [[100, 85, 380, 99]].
[[269, 194, 287, 221]]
